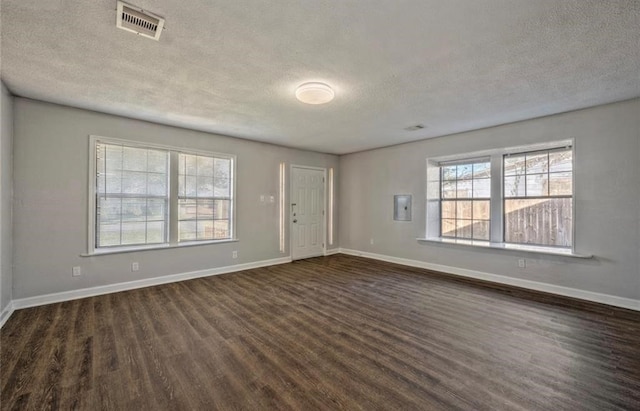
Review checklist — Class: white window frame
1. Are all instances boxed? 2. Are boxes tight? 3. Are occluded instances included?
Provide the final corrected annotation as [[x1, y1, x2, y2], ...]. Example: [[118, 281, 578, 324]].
[[423, 139, 590, 258], [88, 135, 237, 255]]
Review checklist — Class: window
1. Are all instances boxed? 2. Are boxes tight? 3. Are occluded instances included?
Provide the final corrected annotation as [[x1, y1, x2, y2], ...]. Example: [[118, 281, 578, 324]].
[[96, 143, 169, 248], [440, 160, 491, 240], [426, 140, 574, 252], [504, 148, 572, 247], [178, 154, 232, 241], [90, 137, 235, 253]]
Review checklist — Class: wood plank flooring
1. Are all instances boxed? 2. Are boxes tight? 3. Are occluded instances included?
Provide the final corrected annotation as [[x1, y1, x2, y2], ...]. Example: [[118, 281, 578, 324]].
[[2, 254, 640, 410]]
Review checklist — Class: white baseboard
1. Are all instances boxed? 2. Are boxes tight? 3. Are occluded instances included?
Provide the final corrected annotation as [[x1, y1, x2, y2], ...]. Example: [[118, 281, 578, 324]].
[[0, 301, 15, 329], [339, 248, 640, 312], [11, 256, 292, 311], [4, 249, 637, 329]]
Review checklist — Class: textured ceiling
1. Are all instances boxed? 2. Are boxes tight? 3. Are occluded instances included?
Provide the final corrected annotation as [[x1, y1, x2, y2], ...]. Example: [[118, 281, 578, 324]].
[[1, 0, 639, 154]]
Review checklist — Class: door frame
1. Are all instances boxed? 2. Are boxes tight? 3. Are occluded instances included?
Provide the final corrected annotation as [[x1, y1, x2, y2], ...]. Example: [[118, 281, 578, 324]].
[[289, 164, 327, 260]]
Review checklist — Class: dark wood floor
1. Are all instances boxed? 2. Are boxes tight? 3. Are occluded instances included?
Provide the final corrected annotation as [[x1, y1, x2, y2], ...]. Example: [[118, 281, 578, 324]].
[[2, 255, 639, 410]]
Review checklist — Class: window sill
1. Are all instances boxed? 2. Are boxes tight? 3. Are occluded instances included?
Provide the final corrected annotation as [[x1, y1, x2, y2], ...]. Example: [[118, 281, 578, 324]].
[[416, 237, 592, 259], [81, 238, 239, 257]]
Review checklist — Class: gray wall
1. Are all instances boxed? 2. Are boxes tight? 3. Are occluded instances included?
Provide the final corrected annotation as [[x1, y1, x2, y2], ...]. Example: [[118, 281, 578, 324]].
[[339, 99, 640, 301], [12, 98, 339, 299], [1, 83, 13, 313]]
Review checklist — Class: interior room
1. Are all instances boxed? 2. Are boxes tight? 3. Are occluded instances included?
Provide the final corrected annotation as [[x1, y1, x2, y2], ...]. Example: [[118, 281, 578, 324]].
[[1, 1, 639, 409]]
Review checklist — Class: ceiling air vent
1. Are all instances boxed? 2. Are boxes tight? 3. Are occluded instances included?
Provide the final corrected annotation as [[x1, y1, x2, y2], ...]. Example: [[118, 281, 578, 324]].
[[404, 124, 426, 131], [116, 1, 165, 41]]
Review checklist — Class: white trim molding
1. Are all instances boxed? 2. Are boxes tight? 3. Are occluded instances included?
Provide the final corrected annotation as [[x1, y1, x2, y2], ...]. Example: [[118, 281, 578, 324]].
[[11, 257, 291, 311], [0, 301, 15, 329], [339, 248, 640, 312], [324, 248, 341, 256]]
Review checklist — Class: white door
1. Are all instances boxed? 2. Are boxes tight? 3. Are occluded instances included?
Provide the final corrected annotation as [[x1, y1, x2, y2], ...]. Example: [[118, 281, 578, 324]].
[[291, 166, 325, 260]]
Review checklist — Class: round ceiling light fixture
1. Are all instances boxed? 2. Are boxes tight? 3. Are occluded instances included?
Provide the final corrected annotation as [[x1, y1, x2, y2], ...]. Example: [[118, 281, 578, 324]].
[[295, 82, 335, 105]]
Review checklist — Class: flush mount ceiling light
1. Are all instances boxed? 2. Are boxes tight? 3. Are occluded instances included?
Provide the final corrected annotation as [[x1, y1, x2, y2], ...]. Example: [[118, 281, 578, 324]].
[[295, 82, 335, 105]]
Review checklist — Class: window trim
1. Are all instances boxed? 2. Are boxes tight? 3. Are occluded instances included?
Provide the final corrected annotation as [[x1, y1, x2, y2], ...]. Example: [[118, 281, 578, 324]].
[[424, 139, 583, 256], [87, 135, 237, 256]]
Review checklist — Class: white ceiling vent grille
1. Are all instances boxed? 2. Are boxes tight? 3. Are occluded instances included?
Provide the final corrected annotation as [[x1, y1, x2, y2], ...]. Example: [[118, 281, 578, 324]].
[[116, 1, 165, 41]]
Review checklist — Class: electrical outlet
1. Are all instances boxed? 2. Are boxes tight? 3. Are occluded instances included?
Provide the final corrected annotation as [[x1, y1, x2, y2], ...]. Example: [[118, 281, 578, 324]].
[[72, 266, 82, 277], [370, 238, 374, 245], [232, 251, 238, 259], [131, 262, 140, 272], [518, 259, 526, 268]]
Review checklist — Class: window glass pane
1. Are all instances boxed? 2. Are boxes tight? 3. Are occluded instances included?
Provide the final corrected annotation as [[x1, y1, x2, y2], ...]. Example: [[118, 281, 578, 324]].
[[121, 198, 146, 222], [146, 221, 165, 243], [147, 174, 167, 196], [441, 201, 456, 219], [549, 172, 572, 196], [504, 176, 525, 197], [179, 221, 197, 241], [215, 158, 231, 180], [122, 171, 147, 194], [472, 178, 490, 198], [214, 178, 230, 197], [121, 222, 147, 245], [185, 154, 197, 175], [105, 145, 123, 171], [456, 180, 472, 199], [178, 199, 197, 220], [147, 199, 166, 221], [179, 154, 186, 176], [214, 220, 230, 239], [442, 166, 456, 180], [456, 220, 472, 239], [104, 172, 122, 194], [98, 197, 121, 224], [214, 200, 231, 219], [505, 198, 572, 247], [549, 150, 572, 172], [197, 176, 214, 197], [197, 220, 215, 240], [122, 147, 147, 171], [441, 219, 456, 237], [197, 200, 214, 219], [442, 181, 456, 199], [147, 150, 167, 173], [456, 164, 473, 180], [185, 176, 197, 197], [526, 174, 549, 196], [472, 220, 490, 240], [504, 156, 525, 176], [97, 172, 106, 194], [98, 223, 121, 247], [472, 163, 491, 179], [472, 200, 490, 220], [178, 175, 185, 197], [197, 156, 214, 176], [456, 201, 472, 220], [525, 153, 548, 174]]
